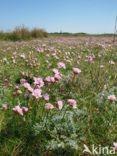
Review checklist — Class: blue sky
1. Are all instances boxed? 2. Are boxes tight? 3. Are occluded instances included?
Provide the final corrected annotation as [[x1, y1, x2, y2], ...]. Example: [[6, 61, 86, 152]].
[[0, 0, 117, 33]]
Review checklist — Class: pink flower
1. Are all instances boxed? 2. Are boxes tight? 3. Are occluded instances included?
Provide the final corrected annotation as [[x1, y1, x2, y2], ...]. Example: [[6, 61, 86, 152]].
[[3, 104, 7, 110], [52, 69, 59, 74], [22, 107, 29, 112], [109, 60, 115, 65], [45, 103, 54, 110], [13, 52, 17, 55], [54, 74, 61, 81], [13, 92, 16, 96], [13, 105, 23, 116], [78, 55, 81, 59], [5, 79, 8, 83], [46, 54, 50, 57], [23, 83, 30, 89], [22, 117, 26, 122], [28, 86, 34, 93], [73, 68, 81, 74], [50, 77, 55, 83], [89, 57, 94, 64], [57, 62, 66, 69], [33, 77, 44, 88], [19, 54, 25, 59], [100, 65, 104, 68], [17, 90, 22, 95], [15, 86, 19, 90], [56, 101, 63, 110], [32, 89, 42, 99], [68, 99, 77, 109], [45, 76, 51, 82], [43, 94, 49, 101], [108, 95, 116, 102], [114, 143, 117, 151]]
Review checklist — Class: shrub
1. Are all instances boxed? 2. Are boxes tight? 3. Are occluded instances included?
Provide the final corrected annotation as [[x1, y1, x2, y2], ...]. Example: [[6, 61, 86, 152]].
[[31, 28, 48, 38], [0, 25, 48, 41], [12, 26, 31, 41]]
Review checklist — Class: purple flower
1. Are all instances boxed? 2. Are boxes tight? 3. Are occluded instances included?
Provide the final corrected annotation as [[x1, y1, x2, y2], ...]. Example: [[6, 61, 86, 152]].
[[24, 94, 30, 99]]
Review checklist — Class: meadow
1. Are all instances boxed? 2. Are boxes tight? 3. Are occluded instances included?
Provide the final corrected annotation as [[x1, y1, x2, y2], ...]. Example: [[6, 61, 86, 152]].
[[0, 36, 117, 156]]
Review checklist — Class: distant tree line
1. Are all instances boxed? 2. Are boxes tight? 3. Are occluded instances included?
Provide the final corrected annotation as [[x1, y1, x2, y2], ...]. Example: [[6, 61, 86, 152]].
[[0, 25, 116, 41]]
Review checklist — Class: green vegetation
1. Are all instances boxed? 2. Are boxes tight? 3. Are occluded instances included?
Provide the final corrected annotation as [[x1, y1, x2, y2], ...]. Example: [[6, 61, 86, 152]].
[[0, 25, 48, 41], [0, 36, 117, 155]]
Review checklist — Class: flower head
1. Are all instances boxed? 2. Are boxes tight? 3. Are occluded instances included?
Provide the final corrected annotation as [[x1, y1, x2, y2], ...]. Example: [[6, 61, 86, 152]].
[[56, 101, 63, 110], [109, 60, 115, 65], [68, 99, 77, 109], [24, 94, 30, 99], [52, 69, 59, 74], [57, 62, 66, 69], [108, 95, 116, 102], [17, 90, 22, 95], [22, 107, 29, 112], [13, 105, 23, 116], [54, 74, 61, 81], [45, 103, 54, 110], [32, 89, 42, 99], [23, 83, 30, 89], [43, 94, 49, 101], [114, 143, 117, 151], [73, 68, 81, 74], [3, 104, 7, 110], [33, 77, 44, 88]]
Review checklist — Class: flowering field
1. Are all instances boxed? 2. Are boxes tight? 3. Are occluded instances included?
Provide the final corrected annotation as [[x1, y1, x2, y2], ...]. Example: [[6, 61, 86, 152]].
[[0, 36, 117, 155]]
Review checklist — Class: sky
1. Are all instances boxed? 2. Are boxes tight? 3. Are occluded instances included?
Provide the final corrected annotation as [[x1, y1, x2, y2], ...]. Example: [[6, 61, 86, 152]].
[[0, 0, 117, 34]]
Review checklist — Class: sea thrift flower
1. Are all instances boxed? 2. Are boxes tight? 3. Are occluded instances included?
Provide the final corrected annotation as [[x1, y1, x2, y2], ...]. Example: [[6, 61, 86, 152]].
[[100, 65, 104, 68], [13, 105, 23, 116], [43, 94, 49, 100], [57, 62, 66, 69], [56, 101, 63, 110], [32, 89, 42, 99], [3, 104, 7, 110], [24, 94, 30, 99], [45, 103, 54, 110], [22, 117, 26, 122], [13, 52, 17, 55], [17, 90, 22, 95], [78, 55, 81, 59], [54, 74, 61, 81], [15, 86, 19, 90], [13, 92, 16, 96], [68, 99, 77, 109], [34, 77, 44, 88], [22, 107, 29, 112], [108, 95, 116, 102], [20, 79, 26, 84], [89, 57, 94, 64], [5, 79, 8, 83], [50, 77, 55, 83], [52, 69, 59, 74], [109, 60, 115, 65], [45, 76, 51, 82], [73, 68, 81, 74], [28, 86, 33, 93], [19, 54, 25, 59], [113, 143, 117, 151], [23, 83, 30, 89]]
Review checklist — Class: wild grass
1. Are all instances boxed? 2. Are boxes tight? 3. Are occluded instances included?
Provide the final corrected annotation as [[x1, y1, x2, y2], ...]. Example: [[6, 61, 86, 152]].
[[0, 25, 48, 41]]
